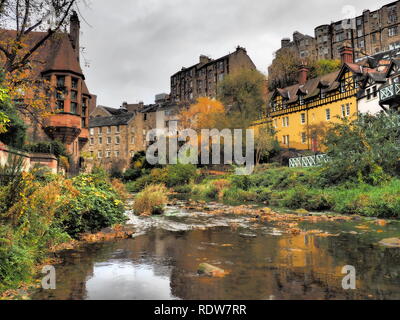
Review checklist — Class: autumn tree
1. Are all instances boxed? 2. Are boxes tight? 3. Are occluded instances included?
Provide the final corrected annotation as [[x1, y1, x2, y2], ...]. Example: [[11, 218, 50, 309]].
[[217, 69, 266, 129], [254, 123, 280, 166], [0, 0, 79, 73], [268, 48, 341, 91], [180, 97, 226, 131], [0, 1, 82, 122], [268, 48, 302, 91]]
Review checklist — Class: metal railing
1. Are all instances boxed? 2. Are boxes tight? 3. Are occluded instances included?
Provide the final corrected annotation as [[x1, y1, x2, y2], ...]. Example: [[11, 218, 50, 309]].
[[289, 154, 330, 168]]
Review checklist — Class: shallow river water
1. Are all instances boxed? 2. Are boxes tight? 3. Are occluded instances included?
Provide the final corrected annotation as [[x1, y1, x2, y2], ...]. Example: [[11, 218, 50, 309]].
[[32, 202, 400, 300]]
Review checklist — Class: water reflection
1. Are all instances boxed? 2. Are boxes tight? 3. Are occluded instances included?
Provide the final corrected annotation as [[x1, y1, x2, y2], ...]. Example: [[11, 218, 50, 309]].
[[32, 209, 400, 300]]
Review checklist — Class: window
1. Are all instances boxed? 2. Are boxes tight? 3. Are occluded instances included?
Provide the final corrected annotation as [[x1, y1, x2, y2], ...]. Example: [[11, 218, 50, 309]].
[[71, 90, 78, 101], [282, 135, 290, 145], [71, 102, 78, 114], [273, 119, 278, 128], [282, 117, 289, 127], [130, 151, 135, 158], [115, 151, 120, 157], [56, 100, 64, 111], [301, 132, 307, 144], [326, 109, 331, 121], [372, 86, 378, 98], [300, 113, 306, 124], [71, 78, 79, 89], [90, 137, 94, 145], [107, 137, 112, 144], [299, 95, 304, 105], [98, 127, 103, 135], [131, 136, 135, 144], [340, 80, 346, 93], [144, 114, 147, 121], [56, 75, 65, 88], [346, 104, 351, 116], [107, 126, 111, 134], [90, 128, 94, 136], [389, 26, 398, 37], [115, 136, 120, 145], [366, 88, 372, 100], [106, 151, 111, 158], [97, 151, 102, 159], [98, 137, 103, 144]]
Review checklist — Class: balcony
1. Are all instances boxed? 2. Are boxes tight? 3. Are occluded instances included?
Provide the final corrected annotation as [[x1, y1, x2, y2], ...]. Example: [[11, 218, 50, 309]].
[[379, 83, 400, 105], [43, 113, 82, 144]]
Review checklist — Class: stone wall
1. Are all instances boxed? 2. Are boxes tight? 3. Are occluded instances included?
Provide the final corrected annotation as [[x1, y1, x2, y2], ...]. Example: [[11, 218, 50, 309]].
[[0, 142, 58, 173]]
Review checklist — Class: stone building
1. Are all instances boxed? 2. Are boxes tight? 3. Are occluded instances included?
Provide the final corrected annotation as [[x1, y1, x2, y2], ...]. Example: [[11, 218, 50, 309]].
[[275, 1, 400, 63], [170, 46, 256, 104], [279, 31, 317, 60], [0, 11, 96, 173], [84, 97, 178, 172]]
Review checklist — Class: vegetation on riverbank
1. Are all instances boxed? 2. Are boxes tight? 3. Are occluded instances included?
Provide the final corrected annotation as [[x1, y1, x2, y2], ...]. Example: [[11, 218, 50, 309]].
[[0, 168, 127, 294]]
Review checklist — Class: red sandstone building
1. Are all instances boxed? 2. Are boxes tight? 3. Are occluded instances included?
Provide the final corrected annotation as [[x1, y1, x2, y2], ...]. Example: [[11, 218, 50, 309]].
[[0, 11, 96, 173]]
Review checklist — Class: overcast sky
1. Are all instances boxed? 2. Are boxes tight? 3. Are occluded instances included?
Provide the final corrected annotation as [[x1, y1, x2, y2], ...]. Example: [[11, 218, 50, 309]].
[[78, 0, 390, 107]]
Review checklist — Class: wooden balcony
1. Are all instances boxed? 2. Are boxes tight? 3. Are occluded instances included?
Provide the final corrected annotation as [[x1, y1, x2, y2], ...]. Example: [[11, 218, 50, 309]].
[[379, 83, 400, 105]]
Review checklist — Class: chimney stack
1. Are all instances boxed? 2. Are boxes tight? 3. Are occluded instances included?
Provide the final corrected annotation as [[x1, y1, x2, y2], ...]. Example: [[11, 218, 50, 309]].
[[340, 46, 354, 64], [69, 10, 80, 62], [298, 64, 309, 85]]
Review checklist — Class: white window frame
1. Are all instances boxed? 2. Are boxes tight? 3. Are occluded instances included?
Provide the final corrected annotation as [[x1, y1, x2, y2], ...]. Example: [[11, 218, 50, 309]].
[[326, 109, 331, 121]]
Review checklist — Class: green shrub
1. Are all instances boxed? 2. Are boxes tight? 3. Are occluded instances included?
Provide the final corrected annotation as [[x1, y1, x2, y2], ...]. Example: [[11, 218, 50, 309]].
[[281, 186, 333, 211], [57, 173, 127, 237], [132, 184, 168, 216], [126, 174, 154, 193], [164, 164, 198, 187], [173, 185, 192, 194]]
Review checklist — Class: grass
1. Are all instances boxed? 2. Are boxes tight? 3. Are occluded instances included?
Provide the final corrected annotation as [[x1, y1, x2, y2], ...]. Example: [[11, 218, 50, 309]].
[[132, 184, 169, 216]]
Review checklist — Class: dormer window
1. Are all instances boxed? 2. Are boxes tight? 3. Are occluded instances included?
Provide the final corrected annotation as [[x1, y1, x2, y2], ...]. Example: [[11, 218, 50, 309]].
[[340, 80, 346, 93], [299, 94, 305, 105], [320, 90, 326, 99]]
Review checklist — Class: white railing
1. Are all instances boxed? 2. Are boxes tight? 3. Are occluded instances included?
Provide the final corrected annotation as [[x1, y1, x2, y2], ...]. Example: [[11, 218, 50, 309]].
[[289, 154, 330, 168], [380, 83, 400, 102]]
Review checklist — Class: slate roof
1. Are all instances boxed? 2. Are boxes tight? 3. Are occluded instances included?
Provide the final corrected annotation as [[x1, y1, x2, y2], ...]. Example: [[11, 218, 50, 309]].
[[89, 112, 135, 128]]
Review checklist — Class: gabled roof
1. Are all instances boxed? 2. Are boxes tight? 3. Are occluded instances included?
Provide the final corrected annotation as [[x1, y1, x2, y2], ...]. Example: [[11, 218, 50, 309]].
[[272, 70, 341, 104], [385, 58, 400, 77]]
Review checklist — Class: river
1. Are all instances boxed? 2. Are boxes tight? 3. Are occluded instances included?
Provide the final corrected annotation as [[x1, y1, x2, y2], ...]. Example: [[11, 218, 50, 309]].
[[32, 201, 400, 300]]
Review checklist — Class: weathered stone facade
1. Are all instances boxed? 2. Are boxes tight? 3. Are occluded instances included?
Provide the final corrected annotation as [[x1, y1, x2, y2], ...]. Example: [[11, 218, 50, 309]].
[[275, 1, 400, 62], [170, 46, 256, 104]]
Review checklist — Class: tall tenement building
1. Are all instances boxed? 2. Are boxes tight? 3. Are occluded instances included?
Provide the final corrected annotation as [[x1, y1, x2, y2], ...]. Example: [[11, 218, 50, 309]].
[[275, 1, 400, 62], [170, 46, 256, 104]]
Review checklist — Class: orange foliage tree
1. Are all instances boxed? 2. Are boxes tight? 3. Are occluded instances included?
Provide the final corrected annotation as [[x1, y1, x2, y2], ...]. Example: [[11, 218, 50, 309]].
[[180, 97, 226, 130]]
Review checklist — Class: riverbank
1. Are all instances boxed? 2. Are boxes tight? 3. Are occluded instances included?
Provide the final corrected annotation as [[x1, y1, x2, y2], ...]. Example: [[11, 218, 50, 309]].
[[0, 170, 128, 298], [165, 166, 400, 219]]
